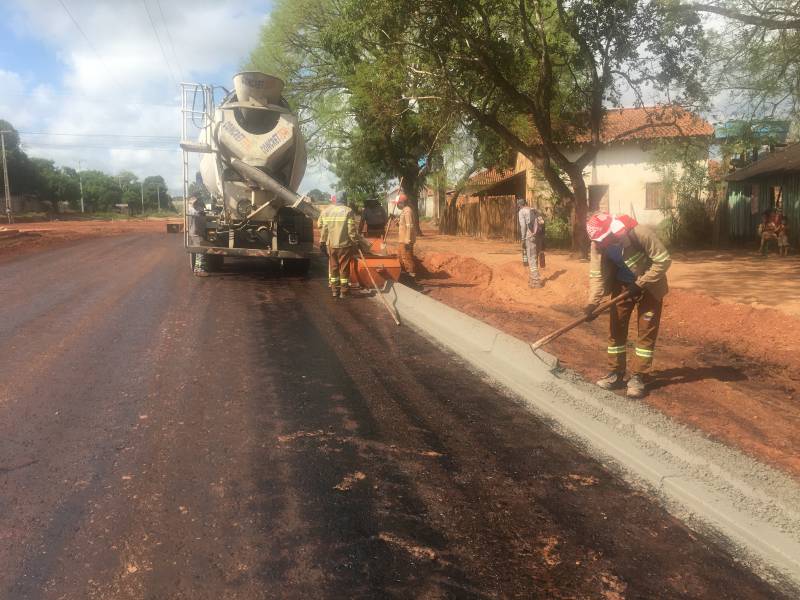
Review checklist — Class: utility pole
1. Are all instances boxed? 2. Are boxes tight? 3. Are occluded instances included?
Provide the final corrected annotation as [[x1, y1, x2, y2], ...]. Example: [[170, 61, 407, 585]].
[[140, 180, 144, 214], [1, 130, 13, 224], [77, 159, 85, 213], [157, 185, 161, 212]]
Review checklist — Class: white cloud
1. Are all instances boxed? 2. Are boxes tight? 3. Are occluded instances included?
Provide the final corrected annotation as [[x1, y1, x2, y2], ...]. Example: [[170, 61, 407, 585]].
[[2, 0, 280, 193]]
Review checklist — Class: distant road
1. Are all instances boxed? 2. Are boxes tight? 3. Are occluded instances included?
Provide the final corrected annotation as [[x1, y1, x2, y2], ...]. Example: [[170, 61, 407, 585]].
[[0, 234, 785, 599]]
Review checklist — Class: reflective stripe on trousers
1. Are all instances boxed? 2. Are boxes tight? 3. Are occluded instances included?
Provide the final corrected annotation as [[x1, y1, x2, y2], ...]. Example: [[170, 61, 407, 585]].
[[607, 284, 663, 374], [328, 246, 352, 288]]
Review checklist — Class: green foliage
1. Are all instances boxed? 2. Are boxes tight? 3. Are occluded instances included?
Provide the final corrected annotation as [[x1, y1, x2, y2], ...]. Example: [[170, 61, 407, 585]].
[[0, 119, 176, 214], [688, 1, 800, 124], [248, 0, 456, 213], [648, 140, 715, 247], [544, 215, 572, 249], [188, 180, 211, 204], [306, 188, 331, 203]]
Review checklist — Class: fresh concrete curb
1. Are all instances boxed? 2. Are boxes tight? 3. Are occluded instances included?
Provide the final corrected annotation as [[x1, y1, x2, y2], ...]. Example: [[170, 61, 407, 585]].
[[380, 282, 800, 593]]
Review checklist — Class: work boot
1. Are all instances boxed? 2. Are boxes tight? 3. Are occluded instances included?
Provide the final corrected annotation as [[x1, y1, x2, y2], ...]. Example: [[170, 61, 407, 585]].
[[596, 371, 625, 390], [626, 374, 646, 398], [339, 287, 349, 298], [331, 286, 339, 298]]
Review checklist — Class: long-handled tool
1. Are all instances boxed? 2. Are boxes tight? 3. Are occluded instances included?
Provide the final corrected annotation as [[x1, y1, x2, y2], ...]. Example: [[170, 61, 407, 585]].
[[530, 291, 631, 352], [358, 248, 401, 326]]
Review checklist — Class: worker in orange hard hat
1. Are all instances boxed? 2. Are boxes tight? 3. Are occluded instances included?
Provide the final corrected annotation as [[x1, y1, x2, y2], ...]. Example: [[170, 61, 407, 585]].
[[396, 192, 417, 279], [584, 212, 671, 398]]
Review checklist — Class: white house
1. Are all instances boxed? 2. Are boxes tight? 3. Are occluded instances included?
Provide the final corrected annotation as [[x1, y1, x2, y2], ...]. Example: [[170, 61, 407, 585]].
[[512, 106, 714, 226]]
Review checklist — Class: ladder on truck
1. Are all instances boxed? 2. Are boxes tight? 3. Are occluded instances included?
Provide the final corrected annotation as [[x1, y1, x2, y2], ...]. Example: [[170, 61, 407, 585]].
[[179, 82, 216, 252]]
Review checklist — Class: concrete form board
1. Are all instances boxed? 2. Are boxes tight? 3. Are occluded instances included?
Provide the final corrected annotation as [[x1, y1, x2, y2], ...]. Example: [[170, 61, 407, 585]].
[[383, 282, 800, 593]]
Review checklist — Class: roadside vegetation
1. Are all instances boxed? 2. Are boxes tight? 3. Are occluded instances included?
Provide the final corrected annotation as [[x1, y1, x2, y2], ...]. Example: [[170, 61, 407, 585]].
[[0, 119, 177, 216], [249, 0, 800, 253]]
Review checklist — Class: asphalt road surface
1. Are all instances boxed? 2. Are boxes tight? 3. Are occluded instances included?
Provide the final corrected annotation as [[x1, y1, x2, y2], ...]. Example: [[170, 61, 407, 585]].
[[0, 233, 787, 599]]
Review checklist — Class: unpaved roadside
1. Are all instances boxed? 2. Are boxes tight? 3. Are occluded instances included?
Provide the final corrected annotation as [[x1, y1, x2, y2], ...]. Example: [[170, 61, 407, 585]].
[[411, 231, 800, 480], [0, 218, 182, 261]]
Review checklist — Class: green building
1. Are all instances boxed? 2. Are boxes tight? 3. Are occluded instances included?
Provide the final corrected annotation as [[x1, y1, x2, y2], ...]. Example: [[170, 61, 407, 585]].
[[725, 144, 800, 246]]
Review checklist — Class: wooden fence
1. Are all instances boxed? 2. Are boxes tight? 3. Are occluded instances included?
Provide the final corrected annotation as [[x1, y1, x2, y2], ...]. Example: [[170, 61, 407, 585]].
[[441, 195, 520, 242]]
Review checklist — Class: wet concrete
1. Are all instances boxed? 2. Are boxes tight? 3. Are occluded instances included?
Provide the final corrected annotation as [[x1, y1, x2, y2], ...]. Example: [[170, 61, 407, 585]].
[[0, 234, 789, 599]]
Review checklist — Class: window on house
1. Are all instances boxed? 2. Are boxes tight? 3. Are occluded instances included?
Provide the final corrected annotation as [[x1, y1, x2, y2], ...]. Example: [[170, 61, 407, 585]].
[[645, 182, 667, 210]]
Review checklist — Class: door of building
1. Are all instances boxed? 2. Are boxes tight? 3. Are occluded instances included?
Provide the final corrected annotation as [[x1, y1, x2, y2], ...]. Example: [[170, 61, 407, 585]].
[[589, 185, 609, 213]]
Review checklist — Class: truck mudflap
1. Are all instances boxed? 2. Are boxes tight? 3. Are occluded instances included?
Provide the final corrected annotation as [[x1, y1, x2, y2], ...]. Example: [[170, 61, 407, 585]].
[[186, 245, 319, 259]]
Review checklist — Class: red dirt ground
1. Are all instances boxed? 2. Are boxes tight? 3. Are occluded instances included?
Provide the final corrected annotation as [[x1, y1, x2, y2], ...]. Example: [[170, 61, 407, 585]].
[[0, 219, 181, 260], [411, 228, 800, 479]]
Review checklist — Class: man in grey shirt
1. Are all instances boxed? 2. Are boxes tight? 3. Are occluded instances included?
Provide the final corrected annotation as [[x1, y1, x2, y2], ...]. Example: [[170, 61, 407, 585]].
[[187, 196, 208, 276], [517, 198, 544, 288]]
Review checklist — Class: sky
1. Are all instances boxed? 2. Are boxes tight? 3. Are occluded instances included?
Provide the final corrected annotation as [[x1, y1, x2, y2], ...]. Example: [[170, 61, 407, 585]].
[[0, 0, 335, 195]]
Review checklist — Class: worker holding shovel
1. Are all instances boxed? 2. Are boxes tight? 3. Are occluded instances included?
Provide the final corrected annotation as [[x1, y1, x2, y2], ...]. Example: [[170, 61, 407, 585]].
[[584, 213, 672, 398]]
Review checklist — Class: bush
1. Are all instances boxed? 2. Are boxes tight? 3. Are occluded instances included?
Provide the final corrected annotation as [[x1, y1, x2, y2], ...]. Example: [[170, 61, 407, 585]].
[[545, 215, 572, 249]]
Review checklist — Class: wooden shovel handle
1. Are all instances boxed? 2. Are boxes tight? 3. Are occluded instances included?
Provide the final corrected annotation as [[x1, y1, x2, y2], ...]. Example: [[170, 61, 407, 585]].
[[530, 291, 631, 352]]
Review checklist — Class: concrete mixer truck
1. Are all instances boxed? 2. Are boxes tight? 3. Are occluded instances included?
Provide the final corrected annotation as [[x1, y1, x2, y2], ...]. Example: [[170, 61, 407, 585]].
[[179, 72, 319, 273]]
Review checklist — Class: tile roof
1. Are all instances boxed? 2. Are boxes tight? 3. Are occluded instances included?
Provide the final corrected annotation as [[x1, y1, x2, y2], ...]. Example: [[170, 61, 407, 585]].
[[467, 168, 517, 187], [532, 106, 714, 145]]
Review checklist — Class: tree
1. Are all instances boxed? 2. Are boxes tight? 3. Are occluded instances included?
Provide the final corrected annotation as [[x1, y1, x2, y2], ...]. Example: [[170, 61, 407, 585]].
[[0, 119, 38, 195], [30, 158, 80, 208], [386, 0, 709, 254], [678, 1, 800, 122], [142, 175, 171, 212], [188, 179, 211, 204], [248, 0, 455, 231], [81, 170, 122, 212], [306, 188, 331, 203]]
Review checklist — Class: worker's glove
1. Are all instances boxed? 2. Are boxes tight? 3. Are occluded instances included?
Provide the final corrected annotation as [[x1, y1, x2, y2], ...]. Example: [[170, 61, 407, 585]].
[[626, 283, 643, 301], [583, 303, 599, 322], [319, 242, 328, 256]]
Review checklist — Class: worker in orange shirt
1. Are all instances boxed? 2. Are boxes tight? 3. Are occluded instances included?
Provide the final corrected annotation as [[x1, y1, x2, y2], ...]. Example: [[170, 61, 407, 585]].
[[396, 192, 417, 279]]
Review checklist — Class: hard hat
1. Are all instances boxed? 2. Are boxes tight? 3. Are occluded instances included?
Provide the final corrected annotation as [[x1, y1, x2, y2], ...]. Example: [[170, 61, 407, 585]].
[[587, 212, 637, 242], [586, 212, 613, 242], [396, 192, 408, 204]]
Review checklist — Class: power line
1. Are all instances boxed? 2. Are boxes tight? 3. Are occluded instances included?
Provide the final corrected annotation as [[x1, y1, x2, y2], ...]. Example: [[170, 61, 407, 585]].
[[24, 143, 178, 151], [56, 0, 121, 87], [19, 131, 179, 140], [141, 0, 178, 87], [155, 0, 185, 81], [2, 91, 176, 108]]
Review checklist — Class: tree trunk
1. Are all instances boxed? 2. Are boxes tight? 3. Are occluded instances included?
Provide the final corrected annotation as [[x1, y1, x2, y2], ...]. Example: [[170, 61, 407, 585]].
[[400, 173, 423, 236], [567, 170, 590, 259]]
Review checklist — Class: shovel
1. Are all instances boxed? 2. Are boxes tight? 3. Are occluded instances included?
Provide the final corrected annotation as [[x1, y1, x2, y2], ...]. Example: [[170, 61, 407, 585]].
[[530, 291, 631, 352]]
